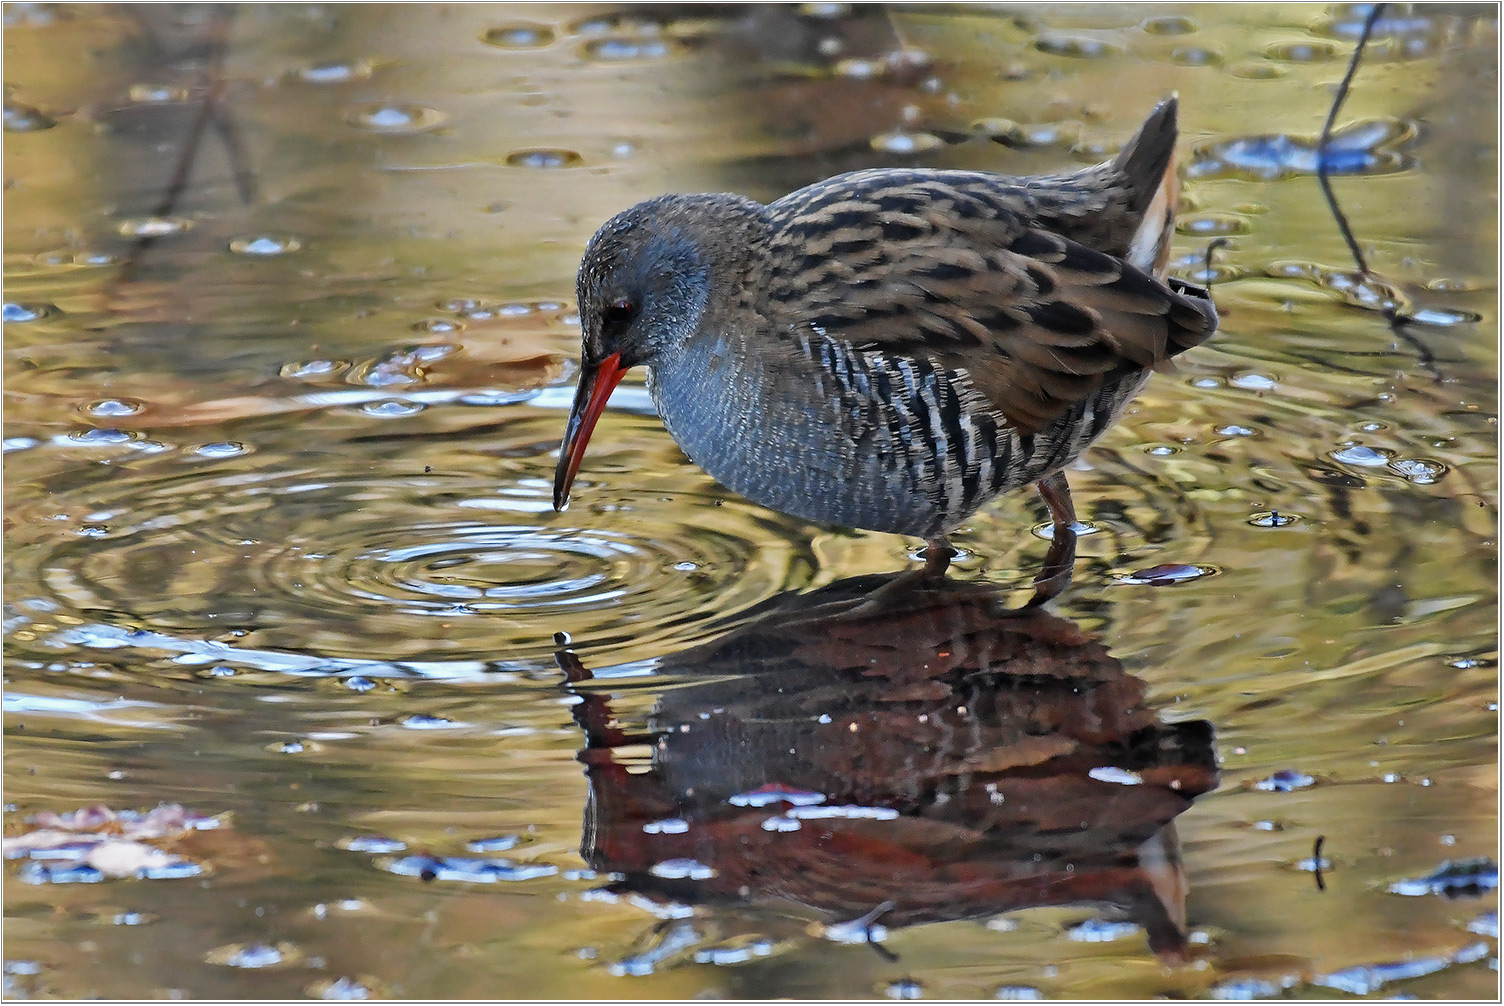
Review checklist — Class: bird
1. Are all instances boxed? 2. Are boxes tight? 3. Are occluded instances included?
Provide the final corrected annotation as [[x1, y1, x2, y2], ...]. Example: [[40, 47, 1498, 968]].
[[553, 97, 1218, 600]]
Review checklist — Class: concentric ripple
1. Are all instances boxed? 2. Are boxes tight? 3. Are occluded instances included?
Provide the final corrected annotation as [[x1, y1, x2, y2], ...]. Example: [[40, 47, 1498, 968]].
[[5, 457, 815, 672]]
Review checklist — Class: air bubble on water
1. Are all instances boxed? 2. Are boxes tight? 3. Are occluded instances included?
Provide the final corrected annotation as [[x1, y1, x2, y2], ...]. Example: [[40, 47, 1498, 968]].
[[483, 24, 556, 48], [67, 428, 135, 446], [1407, 307, 1481, 327], [1230, 372, 1277, 391], [281, 360, 347, 379], [4, 302, 57, 322], [229, 235, 302, 256], [1265, 40, 1341, 62], [192, 442, 249, 458], [361, 400, 425, 418], [83, 399, 143, 417], [1142, 15, 1198, 35], [582, 37, 676, 61], [347, 104, 447, 133], [337, 835, 407, 854], [1032, 521, 1099, 541], [1331, 445, 1394, 467], [297, 61, 373, 84], [206, 942, 299, 968], [1178, 213, 1251, 237], [4, 101, 55, 131], [885, 978, 924, 999], [118, 217, 192, 237], [505, 148, 583, 168], [1034, 34, 1117, 58], [1388, 458, 1447, 484], [871, 130, 944, 154]]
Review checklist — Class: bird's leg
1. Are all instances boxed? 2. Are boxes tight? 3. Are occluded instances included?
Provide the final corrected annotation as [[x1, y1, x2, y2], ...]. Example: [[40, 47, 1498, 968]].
[[1026, 472, 1078, 607], [921, 536, 955, 577]]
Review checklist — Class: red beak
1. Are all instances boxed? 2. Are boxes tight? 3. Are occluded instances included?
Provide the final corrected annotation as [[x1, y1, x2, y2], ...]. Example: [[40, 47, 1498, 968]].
[[553, 352, 626, 511]]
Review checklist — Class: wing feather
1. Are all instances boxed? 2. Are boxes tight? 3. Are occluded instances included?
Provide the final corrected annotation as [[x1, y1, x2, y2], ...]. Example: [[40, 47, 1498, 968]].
[[764, 171, 1217, 434]]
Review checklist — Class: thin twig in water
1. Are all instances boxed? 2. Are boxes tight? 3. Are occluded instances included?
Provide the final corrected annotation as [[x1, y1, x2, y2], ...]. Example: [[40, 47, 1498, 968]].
[[1313, 5, 1444, 379], [1316, 2, 1384, 281], [1313, 835, 1327, 892], [106, 6, 251, 299]]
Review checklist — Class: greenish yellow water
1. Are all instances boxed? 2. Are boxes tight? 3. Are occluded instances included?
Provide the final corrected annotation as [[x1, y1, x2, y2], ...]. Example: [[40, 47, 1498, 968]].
[[4, 4, 1497, 999]]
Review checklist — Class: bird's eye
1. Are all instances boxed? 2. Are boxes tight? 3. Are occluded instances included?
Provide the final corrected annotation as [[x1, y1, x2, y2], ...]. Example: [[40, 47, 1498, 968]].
[[603, 299, 636, 330]]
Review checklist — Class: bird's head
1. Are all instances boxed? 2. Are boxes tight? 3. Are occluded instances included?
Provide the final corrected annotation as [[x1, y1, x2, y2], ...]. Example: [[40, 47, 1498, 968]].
[[553, 193, 763, 511]]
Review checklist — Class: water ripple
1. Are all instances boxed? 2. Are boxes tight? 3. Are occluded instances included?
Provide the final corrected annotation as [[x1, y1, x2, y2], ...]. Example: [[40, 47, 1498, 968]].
[[9, 461, 813, 670]]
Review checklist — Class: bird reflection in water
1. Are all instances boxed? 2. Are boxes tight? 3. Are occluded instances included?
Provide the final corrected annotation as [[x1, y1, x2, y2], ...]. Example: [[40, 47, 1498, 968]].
[[556, 568, 1218, 974]]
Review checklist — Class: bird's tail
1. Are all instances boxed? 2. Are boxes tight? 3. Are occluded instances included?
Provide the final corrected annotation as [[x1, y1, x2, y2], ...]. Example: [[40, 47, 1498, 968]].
[[1115, 96, 1181, 276]]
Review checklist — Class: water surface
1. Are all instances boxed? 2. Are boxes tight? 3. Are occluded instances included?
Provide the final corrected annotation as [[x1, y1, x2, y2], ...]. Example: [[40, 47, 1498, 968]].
[[4, 4, 1497, 999]]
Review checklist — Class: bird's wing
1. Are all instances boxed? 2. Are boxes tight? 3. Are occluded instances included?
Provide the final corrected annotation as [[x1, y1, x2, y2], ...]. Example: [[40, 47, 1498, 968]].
[[763, 171, 1218, 434]]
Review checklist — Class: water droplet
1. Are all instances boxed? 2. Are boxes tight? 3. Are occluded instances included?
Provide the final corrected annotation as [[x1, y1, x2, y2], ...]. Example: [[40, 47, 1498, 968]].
[[1145, 444, 1181, 456], [344, 675, 376, 692], [118, 216, 192, 237], [673, 561, 697, 572], [4, 302, 57, 322], [1034, 34, 1117, 58], [361, 400, 425, 418], [1067, 918, 1142, 942], [280, 360, 347, 379], [505, 148, 583, 168], [1249, 510, 1300, 528], [1177, 213, 1251, 237], [83, 399, 142, 417], [202, 666, 237, 678], [347, 104, 447, 133], [77, 524, 109, 538], [871, 130, 944, 154], [297, 61, 373, 84], [1389, 458, 1447, 484], [4, 101, 55, 131], [1266, 40, 1341, 62], [192, 442, 248, 459], [1142, 15, 1198, 35], [1215, 424, 1255, 437], [483, 23, 555, 48], [229, 235, 301, 256], [1119, 563, 1218, 586], [1331, 445, 1394, 467]]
